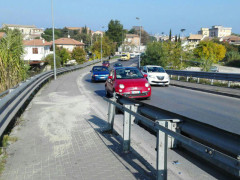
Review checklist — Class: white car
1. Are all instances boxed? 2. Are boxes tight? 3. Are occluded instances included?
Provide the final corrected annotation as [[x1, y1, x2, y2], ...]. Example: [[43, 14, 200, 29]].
[[130, 53, 135, 59], [141, 65, 170, 86]]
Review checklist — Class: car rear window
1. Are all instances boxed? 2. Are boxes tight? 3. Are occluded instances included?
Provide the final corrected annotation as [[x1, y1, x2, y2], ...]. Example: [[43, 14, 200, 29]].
[[93, 67, 108, 71], [115, 68, 143, 79], [147, 67, 165, 73]]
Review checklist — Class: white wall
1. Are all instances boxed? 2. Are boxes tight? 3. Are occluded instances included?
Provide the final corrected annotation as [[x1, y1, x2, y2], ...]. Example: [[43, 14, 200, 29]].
[[23, 46, 52, 61]]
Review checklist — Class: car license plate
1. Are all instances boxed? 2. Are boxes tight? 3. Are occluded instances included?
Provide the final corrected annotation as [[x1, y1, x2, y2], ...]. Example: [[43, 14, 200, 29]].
[[131, 91, 140, 94]]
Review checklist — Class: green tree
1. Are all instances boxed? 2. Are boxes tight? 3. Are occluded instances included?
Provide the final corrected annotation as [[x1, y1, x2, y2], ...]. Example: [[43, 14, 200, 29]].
[[91, 36, 116, 59], [44, 54, 61, 69], [72, 47, 86, 64], [169, 29, 172, 41], [106, 19, 124, 47], [194, 41, 226, 71], [58, 48, 71, 65], [0, 28, 29, 91]]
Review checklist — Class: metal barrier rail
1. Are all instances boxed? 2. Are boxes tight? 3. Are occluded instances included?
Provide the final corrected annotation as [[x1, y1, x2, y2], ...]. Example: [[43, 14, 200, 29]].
[[166, 70, 240, 87], [0, 59, 101, 137], [103, 95, 240, 179]]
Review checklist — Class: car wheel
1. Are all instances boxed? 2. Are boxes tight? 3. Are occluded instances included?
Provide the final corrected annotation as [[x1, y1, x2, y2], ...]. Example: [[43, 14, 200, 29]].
[[91, 78, 95, 82], [165, 85, 169, 87], [146, 96, 151, 100]]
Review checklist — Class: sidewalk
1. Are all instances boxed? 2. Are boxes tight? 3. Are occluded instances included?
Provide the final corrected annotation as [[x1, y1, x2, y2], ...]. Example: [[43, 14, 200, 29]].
[[170, 80, 240, 98], [1, 70, 152, 180]]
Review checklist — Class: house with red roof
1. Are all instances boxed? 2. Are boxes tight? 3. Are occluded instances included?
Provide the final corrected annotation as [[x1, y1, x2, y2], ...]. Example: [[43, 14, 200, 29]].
[[23, 39, 52, 64], [54, 37, 85, 52]]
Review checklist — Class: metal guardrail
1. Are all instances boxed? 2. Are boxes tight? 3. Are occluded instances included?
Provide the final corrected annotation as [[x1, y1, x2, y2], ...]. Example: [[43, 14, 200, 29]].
[[0, 59, 102, 137], [166, 70, 240, 87], [103, 95, 240, 179]]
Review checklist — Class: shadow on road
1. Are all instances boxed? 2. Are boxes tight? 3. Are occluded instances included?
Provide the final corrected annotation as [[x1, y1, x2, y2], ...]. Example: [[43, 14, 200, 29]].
[[87, 115, 155, 180]]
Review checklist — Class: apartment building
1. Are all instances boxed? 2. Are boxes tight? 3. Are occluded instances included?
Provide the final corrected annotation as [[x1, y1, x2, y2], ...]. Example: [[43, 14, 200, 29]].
[[198, 25, 232, 38], [2, 24, 44, 40]]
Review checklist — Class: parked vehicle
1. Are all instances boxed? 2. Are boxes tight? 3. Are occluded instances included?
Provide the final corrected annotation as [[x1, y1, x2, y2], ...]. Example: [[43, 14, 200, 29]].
[[141, 65, 170, 86], [130, 53, 135, 59], [102, 60, 110, 67], [121, 53, 130, 61], [105, 67, 151, 99], [209, 66, 219, 72], [90, 66, 109, 82], [113, 63, 123, 67]]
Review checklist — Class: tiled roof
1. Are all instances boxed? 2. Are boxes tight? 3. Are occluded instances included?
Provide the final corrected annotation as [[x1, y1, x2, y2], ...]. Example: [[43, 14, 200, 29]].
[[3, 24, 36, 28], [0, 32, 5, 39], [222, 35, 240, 41], [188, 34, 203, 40], [54, 38, 85, 45], [23, 39, 52, 46]]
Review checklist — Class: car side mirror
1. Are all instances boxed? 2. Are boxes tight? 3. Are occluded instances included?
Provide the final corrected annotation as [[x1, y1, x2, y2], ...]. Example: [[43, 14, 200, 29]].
[[143, 74, 148, 78], [90, 70, 92, 72], [108, 75, 113, 79]]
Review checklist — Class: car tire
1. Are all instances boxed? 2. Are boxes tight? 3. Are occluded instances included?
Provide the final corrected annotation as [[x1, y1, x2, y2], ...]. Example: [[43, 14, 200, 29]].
[[91, 78, 95, 83], [146, 96, 151, 100]]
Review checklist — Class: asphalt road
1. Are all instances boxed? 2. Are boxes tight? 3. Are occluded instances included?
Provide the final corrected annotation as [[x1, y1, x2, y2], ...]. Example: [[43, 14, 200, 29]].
[[85, 57, 240, 135]]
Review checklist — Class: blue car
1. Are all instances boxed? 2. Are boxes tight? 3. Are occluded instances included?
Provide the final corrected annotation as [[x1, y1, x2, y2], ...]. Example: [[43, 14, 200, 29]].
[[90, 66, 109, 82]]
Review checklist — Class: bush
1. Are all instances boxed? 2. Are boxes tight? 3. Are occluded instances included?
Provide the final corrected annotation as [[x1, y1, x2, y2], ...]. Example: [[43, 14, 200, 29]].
[[44, 54, 61, 69], [225, 60, 240, 67], [72, 47, 86, 64]]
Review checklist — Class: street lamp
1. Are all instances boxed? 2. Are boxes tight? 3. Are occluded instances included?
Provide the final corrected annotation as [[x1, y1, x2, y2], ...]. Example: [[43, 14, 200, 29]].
[[101, 26, 104, 62], [136, 17, 141, 68], [180, 29, 186, 69], [51, 0, 57, 80]]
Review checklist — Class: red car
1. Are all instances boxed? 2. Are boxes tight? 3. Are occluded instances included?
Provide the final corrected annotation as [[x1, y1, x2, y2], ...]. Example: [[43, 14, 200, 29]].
[[102, 60, 110, 67], [105, 67, 151, 99]]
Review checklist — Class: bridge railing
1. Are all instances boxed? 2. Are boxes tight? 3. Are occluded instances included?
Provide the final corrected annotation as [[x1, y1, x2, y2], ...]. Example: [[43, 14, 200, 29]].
[[166, 70, 240, 87], [0, 59, 101, 137], [103, 95, 240, 179]]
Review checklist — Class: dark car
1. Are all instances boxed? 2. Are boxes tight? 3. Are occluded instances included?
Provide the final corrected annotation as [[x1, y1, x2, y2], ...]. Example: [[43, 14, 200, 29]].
[[90, 66, 109, 82], [113, 63, 123, 67], [105, 67, 151, 99], [102, 60, 110, 67]]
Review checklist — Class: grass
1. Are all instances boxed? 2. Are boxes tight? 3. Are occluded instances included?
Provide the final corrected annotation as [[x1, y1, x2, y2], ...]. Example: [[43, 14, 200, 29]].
[[0, 153, 7, 175], [170, 75, 240, 89]]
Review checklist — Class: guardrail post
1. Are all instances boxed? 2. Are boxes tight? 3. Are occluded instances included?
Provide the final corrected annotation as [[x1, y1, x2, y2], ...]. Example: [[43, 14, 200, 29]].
[[167, 119, 181, 148], [156, 121, 168, 180], [228, 81, 231, 88], [130, 104, 138, 125], [123, 104, 131, 153], [177, 76, 180, 81], [107, 94, 116, 132], [197, 78, 200, 83], [186, 76, 189, 82], [211, 79, 214, 85]]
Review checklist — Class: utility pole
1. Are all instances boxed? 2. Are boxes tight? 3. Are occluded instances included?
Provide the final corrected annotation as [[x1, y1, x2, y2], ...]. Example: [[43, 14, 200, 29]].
[[51, 0, 57, 80], [180, 29, 186, 69], [136, 17, 141, 68], [101, 26, 104, 62]]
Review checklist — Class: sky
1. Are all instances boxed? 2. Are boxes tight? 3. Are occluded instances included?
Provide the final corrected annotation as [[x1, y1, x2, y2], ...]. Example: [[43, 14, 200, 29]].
[[0, 0, 240, 36]]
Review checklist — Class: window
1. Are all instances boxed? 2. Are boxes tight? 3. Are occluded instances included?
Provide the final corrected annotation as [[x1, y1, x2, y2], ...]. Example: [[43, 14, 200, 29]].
[[32, 48, 38, 54]]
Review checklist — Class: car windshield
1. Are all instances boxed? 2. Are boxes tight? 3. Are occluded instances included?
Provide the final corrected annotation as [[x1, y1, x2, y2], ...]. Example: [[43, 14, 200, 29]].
[[147, 67, 165, 73], [93, 67, 108, 71], [115, 63, 122, 66], [116, 68, 143, 79], [103, 61, 109, 64], [122, 55, 127, 57]]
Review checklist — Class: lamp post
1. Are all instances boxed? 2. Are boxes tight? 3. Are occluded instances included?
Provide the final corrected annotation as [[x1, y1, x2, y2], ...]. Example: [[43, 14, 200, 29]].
[[101, 26, 104, 62], [180, 29, 186, 69], [136, 17, 141, 68], [51, 0, 57, 80]]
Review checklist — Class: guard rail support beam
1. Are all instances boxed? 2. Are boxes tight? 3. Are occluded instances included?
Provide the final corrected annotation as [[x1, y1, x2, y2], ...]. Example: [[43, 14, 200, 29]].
[[123, 104, 131, 152], [156, 121, 168, 180], [107, 96, 116, 133]]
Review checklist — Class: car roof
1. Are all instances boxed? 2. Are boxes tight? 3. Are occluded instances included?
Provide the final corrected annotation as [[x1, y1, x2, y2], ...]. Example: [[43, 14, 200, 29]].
[[114, 67, 139, 70], [144, 65, 163, 67], [93, 66, 108, 68]]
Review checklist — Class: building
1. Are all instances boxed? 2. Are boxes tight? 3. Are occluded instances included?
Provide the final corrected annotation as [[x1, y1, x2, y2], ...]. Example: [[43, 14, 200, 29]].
[[0, 32, 5, 39], [54, 38, 85, 52], [209, 26, 232, 38], [125, 34, 140, 46], [2, 24, 44, 40], [66, 27, 93, 34], [198, 28, 209, 37], [23, 39, 52, 64], [92, 31, 104, 36], [221, 35, 240, 45], [198, 26, 232, 38], [187, 34, 204, 50]]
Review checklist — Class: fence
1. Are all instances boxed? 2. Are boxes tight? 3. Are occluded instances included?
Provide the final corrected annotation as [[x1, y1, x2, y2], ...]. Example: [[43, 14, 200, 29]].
[[103, 95, 240, 180], [166, 70, 240, 87]]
